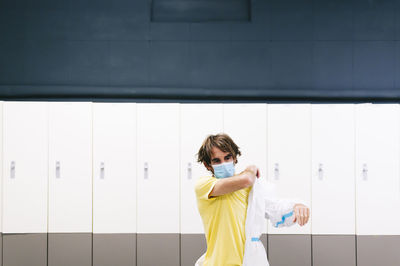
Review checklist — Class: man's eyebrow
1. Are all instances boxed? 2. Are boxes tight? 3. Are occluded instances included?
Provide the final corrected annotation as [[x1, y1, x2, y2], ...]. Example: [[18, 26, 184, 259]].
[[211, 154, 231, 161]]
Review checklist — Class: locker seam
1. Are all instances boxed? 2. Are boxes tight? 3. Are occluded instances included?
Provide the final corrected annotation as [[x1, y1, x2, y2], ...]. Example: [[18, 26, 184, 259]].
[[354, 104, 358, 266], [352, 0, 357, 262], [178, 103, 181, 266], [136, 103, 138, 266], [91, 102, 94, 266], [47, 102, 49, 266]]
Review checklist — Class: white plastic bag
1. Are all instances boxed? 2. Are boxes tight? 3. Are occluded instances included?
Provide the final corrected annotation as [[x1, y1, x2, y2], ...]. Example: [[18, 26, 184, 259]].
[[195, 177, 298, 266], [242, 177, 270, 266]]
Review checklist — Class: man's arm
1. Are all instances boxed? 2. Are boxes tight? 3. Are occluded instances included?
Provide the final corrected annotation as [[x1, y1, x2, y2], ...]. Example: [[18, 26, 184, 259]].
[[208, 168, 256, 198]]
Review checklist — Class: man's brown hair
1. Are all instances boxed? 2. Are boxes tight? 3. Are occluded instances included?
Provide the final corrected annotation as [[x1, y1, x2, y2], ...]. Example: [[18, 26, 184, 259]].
[[196, 133, 242, 166]]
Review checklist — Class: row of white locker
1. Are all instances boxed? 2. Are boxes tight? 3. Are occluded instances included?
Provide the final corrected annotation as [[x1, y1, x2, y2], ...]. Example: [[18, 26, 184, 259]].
[[0, 101, 399, 236]]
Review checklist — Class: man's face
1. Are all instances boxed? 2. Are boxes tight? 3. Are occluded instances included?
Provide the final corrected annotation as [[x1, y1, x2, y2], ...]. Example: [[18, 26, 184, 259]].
[[204, 146, 235, 174]]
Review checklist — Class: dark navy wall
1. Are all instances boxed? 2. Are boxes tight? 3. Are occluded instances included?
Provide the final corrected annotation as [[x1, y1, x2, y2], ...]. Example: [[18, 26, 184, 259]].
[[0, 0, 400, 101]]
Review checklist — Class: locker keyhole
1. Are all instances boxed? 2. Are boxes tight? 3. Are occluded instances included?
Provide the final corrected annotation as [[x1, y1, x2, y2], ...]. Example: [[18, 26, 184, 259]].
[[362, 163, 368, 181], [10, 161, 15, 179], [100, 162, 105, 179], [144, 162, 149, 179], [318, 163, 323, 180], [274, 163, 279, 180], [187, 162, 192, 179], [56, 161, 60, 179]]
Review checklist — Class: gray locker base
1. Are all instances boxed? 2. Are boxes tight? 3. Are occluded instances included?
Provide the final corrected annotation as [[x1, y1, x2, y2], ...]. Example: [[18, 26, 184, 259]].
[[180, 234, 206, 266], [357, 235, 400, 266], [93, 233, 136, 266], [268, 234, 312, 266], [0, 234, 2, 266], [48, 233, 92, 266], [137, 233, 179, 266], [2, 233, 400, 266], [3, 233, 47, 266], [312, 235, 356, 266], [180, 233, 268, 266]]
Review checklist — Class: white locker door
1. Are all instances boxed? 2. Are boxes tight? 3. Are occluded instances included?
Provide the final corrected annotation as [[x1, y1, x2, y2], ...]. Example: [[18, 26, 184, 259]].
[[355, 103, 400, 235], [137, 103, 180, 233], [48, 102, 92, 233], [180, 104, 223, 234], [311, 104, 355, 235], [3, 101, 48, 233], [223, 103, 268, 234], [267, 104, 311, 234], [93, 103, 137, 233]]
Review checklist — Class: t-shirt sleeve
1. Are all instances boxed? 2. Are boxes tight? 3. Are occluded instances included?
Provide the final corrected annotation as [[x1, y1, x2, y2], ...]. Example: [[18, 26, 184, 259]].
[[194, 176, 219, 201]]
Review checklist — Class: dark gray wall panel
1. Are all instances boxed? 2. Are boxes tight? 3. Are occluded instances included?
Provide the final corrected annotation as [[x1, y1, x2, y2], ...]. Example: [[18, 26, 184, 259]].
[[180, 234, 206, 266], [149, 41, 191, 87], [67, 41, 110, 86], [66, 0, 150, 41], [1, 0, 400, 100], [151, 0, 250, 22], [48, 233, 91, 266], [189, 22, 231, 41], [312, 235, 356, 266], [270, 41, 313, 90], [230, 0, 269, 41], [397, 1, 400, 40], [3, 233, 47, 266], [353, 41, 395, 90], [269, 0, 313, 41], [0, 6, 26, 40], [137, 233, 179, 266], [313, 42, 352, 90], [357, 235, 400, 266], [313, 0, 353, 41], [150, 23, 190, 41], [25, 8, 69, 41], [189, 41, 232, 88], [108, 41, 150, 86], [24, 40, 70, 84], [354, 0, 396, 40], [229, 42, 271, 89], [93, 233, 136, 266], [0, 40, 26, 85], [395, 41, 400, 89], [268, 234, 311, 266]]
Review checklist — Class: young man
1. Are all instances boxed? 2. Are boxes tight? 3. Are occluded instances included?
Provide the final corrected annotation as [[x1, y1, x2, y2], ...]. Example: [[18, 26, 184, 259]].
[[195, 133, 309, 266]]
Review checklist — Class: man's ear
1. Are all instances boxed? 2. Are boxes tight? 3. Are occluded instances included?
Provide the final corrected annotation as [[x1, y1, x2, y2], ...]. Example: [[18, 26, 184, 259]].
[[204, 162, 212, 172]]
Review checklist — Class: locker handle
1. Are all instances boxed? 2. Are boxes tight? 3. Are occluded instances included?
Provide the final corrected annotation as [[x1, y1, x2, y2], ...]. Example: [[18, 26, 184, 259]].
[[187, 162, 192, 180], [274, 163, 279, 180], [10, 161, 15, 179], [100, 162, 105, 179], [56, 161, 60, 179], [362, 163, 368, 181], [144, 162, 149, 179], [318, 163, 323, 180]]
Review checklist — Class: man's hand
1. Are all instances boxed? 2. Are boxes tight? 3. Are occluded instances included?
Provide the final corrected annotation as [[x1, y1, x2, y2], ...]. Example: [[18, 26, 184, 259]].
[[293, 203, 310, 226], [244, 165, 260, 186]]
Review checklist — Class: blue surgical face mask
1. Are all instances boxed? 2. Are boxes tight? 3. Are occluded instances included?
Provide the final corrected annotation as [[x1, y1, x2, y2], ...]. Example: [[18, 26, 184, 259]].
[[212, 161, 235, 179]]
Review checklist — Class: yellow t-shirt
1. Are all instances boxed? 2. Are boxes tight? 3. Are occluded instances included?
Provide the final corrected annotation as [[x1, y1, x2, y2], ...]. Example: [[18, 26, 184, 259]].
[[194, 176, 252, 266]]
